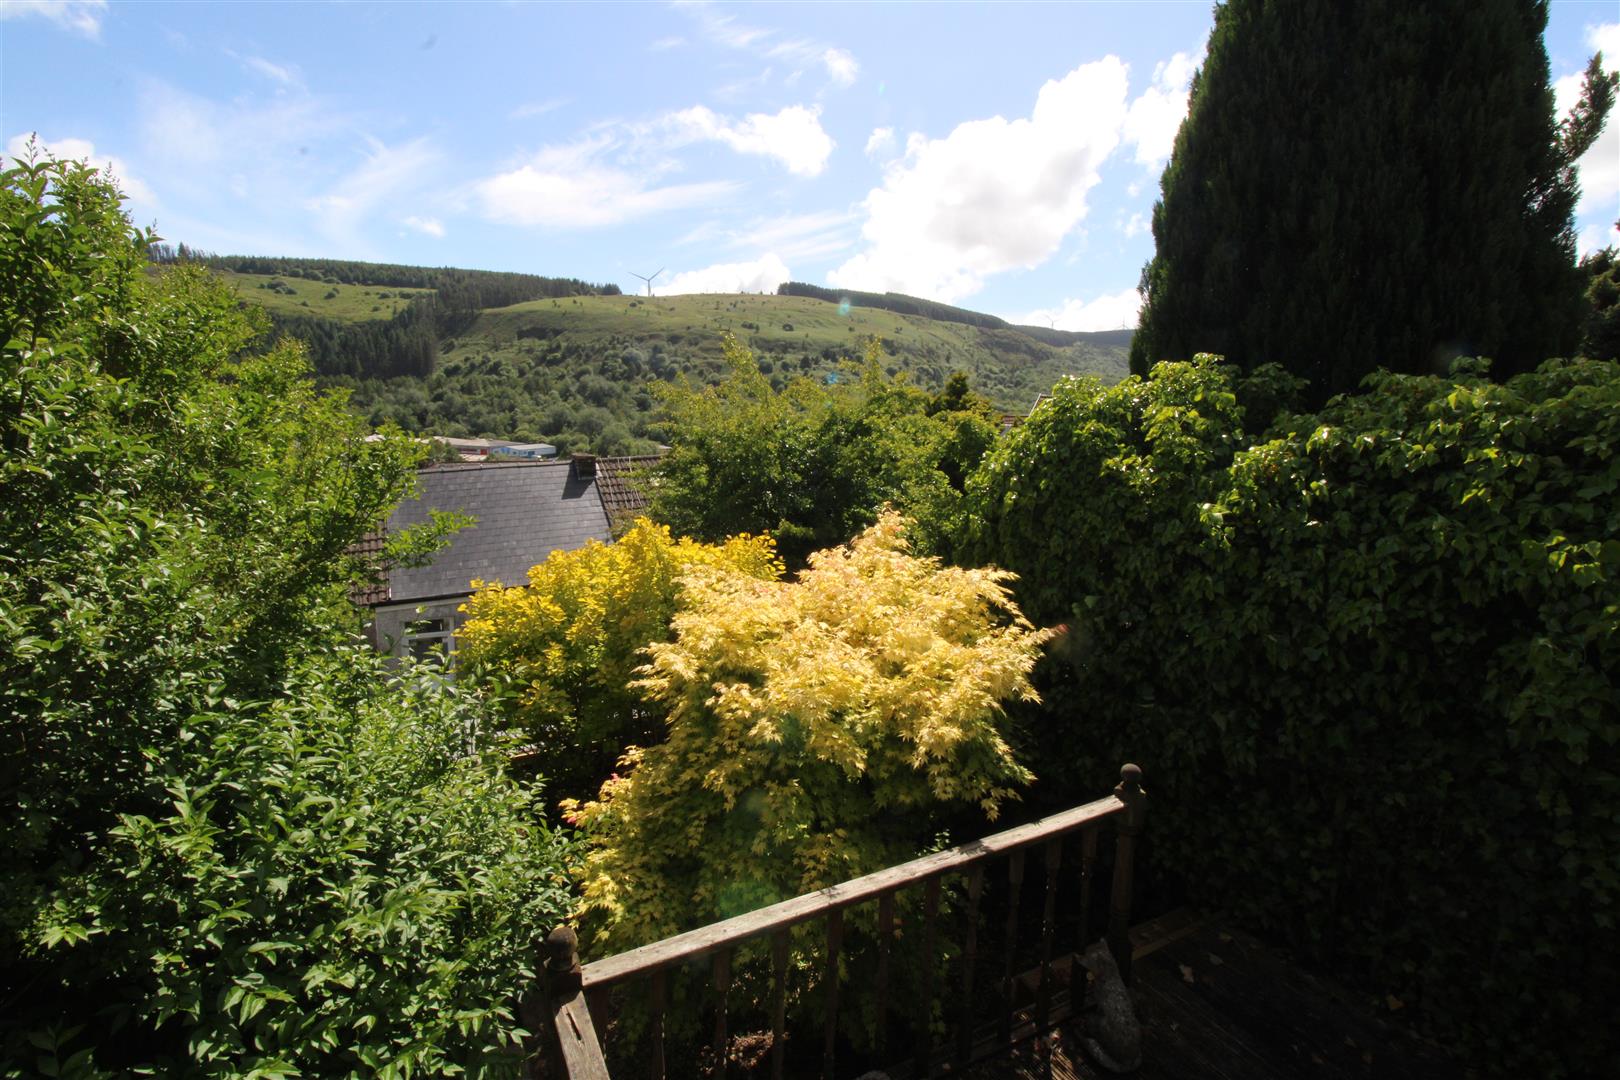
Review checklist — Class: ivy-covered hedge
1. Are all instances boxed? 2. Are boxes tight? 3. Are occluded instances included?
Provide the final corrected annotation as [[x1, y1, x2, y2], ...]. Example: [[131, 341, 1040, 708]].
[[963, 356, 1620, 1076]]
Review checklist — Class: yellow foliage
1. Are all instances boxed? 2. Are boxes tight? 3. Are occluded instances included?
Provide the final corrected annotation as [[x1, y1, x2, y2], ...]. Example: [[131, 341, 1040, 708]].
[[566, 511, 1053, 951], [457, 518, 781, 799]]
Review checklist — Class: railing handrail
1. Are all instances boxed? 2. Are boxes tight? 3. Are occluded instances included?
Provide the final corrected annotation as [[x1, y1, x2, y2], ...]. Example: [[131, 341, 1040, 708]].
[[579, 791, 1127, 992]]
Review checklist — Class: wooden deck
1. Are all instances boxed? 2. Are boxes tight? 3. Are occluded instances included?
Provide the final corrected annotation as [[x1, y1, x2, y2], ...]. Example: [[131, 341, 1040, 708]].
[[956, 911, 1458, 1080]]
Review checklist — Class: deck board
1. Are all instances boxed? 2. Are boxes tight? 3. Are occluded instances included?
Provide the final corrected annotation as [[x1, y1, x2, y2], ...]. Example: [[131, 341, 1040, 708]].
[[956, 913, 1457, 1080]]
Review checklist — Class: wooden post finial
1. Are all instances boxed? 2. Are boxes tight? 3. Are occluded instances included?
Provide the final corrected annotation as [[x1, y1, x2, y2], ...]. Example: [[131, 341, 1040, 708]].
[[1114, 764, 1146, 830], [544, 926, 582, 992], [1115, 762, 1143, 797], [1107, 764, 1147, 983]]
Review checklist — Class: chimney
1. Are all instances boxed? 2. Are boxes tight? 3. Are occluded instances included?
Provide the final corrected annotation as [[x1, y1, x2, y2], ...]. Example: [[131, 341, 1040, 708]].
[[570, 452, 596, 480]]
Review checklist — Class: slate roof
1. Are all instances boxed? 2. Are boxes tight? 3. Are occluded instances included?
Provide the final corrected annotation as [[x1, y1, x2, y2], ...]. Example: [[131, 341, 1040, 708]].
[[377, 461, 611, 604]]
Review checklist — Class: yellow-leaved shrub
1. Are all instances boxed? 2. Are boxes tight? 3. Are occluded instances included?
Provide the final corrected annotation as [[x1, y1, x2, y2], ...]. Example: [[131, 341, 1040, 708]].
[[567, 511, 1053, 952], [457, 517, 782, 800]]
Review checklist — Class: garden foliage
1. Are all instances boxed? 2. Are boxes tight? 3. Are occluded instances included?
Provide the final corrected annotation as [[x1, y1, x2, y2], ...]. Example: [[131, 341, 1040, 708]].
[[649, 334, 998, 565], [964, 355, 1620, 1076], [1131, 0, 1614, 399], [1, 151, 573, 1076], [457, 518, 783, 803], [566, 513, 1052, 952]]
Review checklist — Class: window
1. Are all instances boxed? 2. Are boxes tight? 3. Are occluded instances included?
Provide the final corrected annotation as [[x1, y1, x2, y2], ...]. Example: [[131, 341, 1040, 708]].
[[403, 615, 455, 664]]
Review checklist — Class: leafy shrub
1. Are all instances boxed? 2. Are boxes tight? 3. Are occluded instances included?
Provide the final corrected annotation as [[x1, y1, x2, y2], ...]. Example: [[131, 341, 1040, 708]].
[[26, 652, 575, 1078], [964, 355, 1620, 1076], [1, 149, 574, 1077], [458, 519, 782, 803], [567, 513, 1051, 951], [649, 334, 998, 566]]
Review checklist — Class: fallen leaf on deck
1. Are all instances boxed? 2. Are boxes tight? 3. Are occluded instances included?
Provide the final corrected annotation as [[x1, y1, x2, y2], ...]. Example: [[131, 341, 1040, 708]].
[[1179, 964, 1195, 983], [1385, 994, 1405, 1011], [1207, 952, 1224, 966]]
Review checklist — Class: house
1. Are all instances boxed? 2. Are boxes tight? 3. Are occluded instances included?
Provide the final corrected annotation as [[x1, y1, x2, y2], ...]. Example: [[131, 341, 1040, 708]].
[[364, 455, 608, 661], [488, 442, 557, 460], [358, 453, 656, 661]]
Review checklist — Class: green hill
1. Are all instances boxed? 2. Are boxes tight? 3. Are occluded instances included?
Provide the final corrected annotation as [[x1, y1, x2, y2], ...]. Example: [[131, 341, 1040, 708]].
[[212, 268, 433, 322], [184, 254, 1130, 454]]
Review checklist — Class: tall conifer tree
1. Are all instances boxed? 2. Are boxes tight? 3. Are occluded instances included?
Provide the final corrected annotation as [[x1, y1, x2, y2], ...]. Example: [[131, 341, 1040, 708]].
[[1130, 0, 1614, 399]]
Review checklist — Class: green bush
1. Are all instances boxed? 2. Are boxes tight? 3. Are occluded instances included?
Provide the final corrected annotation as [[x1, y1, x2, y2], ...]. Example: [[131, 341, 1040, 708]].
[[1, 148, 576, 1077], [650, 334, 997, 566], [963, 356, 1620, 1076], [25, 652, 575, 1078]]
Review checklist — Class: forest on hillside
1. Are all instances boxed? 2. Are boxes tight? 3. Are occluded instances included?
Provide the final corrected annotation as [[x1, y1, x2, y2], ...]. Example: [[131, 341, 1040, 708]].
[[173, 250, 1130, 454]]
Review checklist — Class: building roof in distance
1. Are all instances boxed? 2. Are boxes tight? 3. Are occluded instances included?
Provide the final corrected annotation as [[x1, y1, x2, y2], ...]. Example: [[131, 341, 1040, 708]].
[[378, 460, 611, 604], [594, 454, 663, 531]]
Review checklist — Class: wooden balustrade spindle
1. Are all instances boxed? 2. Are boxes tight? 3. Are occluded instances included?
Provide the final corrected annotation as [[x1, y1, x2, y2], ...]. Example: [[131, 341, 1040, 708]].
[[1078, 826, 1098, 945], [648, 968, 667, 1080], [771, 930, 789, 1080], [876, 891, 895, 1056], [1001, 848, 1026, 1044], [915, 875, 942, 1077], [555, 781, 1142, 1080], [823, 908, 844, 1079], [956, 864, 985, 1066], [1037, 836, 1063, 1035], [1107, 763, 1147, 983], [713, 946, 733, 1080], [585, 987, 611, 1041]]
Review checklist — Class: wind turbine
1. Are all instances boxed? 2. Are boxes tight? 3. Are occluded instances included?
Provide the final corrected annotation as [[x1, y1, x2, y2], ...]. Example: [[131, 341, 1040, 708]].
[[631, 268, 664, 297]]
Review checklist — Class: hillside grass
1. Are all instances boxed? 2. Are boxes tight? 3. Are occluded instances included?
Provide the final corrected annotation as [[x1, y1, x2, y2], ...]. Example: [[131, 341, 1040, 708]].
[[213, 268, 435, 323], [207, 265, 1131, 452], [465, 292, 1128, 408]]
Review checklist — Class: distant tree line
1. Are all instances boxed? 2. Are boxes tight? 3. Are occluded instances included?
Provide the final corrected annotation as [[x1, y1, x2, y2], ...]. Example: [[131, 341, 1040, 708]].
[[147, 245, 620, 304], [778, 281, 1011, 330], [776, 281, 1123, 350], [146, 247, 622, 381]]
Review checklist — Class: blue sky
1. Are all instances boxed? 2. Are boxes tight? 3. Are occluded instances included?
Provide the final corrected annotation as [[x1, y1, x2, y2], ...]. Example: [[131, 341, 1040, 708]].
[[4, 1, 1617, 330]]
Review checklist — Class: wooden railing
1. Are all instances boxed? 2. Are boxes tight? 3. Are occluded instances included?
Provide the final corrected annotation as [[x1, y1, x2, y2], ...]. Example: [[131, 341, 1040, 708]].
[[531, 764, 1146, 1079]]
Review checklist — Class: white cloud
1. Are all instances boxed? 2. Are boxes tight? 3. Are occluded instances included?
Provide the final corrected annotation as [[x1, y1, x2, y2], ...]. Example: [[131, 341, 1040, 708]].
[[1580, 221, 1620, 254], [4, 132, 155, 206], [510, 98, 567, 121], [1122, 211, 1148, 238], [119, 78, 451, 255], [679, 209, 857, 263], [1017, 288, 1142, 332], [242, 55, 298, 87], [402, 215, 445, 238], [1556, 32, 1620, 255], [649, 35, 686, 52], [1122, 48, 1200, 168], [137, 81, 340, 171], [830, 58, 1130, 303], [679, 1, 772, 50], [676, 1, 858, 88], [659, 253, 791, 295], [306, 137, 442, 247], [668, 104, 834, 176], [0, 0, 106, 38], [822, 47, 858, 87], [474, 136, 739, 228], [864, 126, 896, 158], [1591, 22, 1620, 59]]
